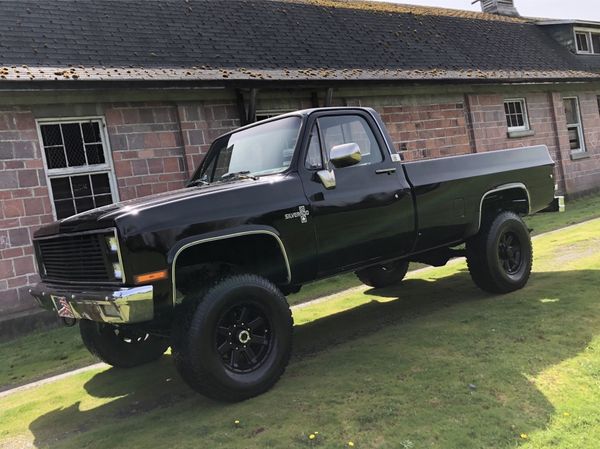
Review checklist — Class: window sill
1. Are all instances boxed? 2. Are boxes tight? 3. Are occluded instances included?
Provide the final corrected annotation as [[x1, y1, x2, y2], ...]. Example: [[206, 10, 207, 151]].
[[507, 129, 535, 139], [570, 151, 590, 161]]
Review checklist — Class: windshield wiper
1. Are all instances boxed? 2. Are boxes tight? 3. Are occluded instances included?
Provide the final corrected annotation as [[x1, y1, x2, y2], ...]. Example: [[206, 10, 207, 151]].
[[220, 171, 258, 181], [187, 179, 209, 187]]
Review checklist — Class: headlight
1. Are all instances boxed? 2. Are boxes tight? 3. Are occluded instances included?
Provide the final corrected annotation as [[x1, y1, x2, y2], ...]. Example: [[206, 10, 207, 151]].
[[106, 234, 124, 281], [113, 262, 123, 280], [106, 236, 119, 253]]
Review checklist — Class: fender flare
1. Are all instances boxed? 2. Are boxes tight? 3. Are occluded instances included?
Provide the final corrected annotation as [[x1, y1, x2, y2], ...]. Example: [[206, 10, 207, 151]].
[[476, 182, 531, 233], [169, 226, 291, 305]]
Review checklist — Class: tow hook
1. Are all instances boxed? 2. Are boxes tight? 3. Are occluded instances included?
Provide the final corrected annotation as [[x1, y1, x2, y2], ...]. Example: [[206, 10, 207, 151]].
[[61, 317, 77, 327]]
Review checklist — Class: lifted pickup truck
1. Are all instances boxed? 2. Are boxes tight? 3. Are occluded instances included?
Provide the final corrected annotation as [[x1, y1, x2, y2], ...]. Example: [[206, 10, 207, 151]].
[[31, 107, 556, 401]]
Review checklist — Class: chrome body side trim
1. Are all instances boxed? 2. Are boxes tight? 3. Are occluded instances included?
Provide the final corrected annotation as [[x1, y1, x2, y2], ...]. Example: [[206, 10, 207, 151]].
[[477, 182, 531, 232], [29, 283, 153, 324], [171, 230, 292, 305]]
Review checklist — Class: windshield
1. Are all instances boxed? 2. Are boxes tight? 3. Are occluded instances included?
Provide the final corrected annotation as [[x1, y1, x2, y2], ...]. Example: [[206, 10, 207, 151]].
[[191, 116, 302, 184]]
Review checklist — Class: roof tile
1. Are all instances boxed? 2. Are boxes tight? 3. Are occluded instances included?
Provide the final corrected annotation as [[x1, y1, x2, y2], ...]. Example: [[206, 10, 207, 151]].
[[0, 0, 597, 83]]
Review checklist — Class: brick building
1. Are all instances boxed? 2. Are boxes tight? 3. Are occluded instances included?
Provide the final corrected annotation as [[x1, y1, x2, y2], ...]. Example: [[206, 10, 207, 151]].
[[1, 0, 600, 329]]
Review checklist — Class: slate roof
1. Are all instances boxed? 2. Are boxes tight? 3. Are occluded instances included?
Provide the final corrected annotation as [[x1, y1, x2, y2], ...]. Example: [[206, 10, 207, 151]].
[[0, 0, 598, 85]]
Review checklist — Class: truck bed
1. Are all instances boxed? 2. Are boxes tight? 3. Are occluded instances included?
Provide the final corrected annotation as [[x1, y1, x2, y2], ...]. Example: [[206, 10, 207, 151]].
[[401, 146, 555, 251]]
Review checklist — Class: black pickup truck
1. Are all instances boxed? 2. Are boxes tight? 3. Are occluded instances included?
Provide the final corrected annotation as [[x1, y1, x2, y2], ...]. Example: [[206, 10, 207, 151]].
[[30, 107, 557, 401]]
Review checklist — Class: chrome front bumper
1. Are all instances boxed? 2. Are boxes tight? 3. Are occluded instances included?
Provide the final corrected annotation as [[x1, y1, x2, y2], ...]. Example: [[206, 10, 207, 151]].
[[29, 282, 154, 324]]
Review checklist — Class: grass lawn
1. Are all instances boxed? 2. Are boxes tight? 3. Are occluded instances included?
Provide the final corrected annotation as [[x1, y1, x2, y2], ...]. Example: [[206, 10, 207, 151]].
[[1, 211, 600, 448]]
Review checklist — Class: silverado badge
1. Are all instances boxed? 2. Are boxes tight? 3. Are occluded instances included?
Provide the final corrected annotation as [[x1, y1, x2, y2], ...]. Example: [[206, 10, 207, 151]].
[[285, 205, 310, 223]]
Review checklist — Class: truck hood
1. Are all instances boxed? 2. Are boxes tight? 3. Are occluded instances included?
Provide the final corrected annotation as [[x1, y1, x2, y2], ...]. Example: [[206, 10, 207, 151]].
[[34, 178, 267, 237]]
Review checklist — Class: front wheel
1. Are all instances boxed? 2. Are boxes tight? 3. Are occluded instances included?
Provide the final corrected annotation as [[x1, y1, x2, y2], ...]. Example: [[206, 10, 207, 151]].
[[466, 211, 532, 294], [79, 321, 169, 368], [172, 274, 293, 402]]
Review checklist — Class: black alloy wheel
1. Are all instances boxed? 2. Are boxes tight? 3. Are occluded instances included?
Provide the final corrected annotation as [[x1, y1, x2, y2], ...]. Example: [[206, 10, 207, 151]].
[[215, 303, 272, 373], [498, 231, 523, 275]]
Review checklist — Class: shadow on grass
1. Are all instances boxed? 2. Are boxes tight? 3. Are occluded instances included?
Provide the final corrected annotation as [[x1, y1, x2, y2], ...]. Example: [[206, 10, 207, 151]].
[[28, 268, 600, 448]]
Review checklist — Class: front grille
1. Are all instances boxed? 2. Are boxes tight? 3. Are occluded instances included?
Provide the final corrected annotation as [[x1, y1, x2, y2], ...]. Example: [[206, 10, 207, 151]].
[[36, 232, 114, 283]]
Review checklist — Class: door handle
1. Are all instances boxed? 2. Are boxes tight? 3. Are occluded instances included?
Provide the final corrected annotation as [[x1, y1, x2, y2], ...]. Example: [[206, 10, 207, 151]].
[[375, 168, 396, 175]]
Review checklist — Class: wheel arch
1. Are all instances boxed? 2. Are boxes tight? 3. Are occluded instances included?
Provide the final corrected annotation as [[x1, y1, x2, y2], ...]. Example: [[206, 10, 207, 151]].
[[169, 227, 291, 305], [476, 183, 531, 234]]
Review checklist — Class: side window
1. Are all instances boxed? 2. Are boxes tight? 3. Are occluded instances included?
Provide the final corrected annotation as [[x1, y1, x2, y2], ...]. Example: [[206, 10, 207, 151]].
[[305, 124, 323, 170], [318, 115, 383, 165]]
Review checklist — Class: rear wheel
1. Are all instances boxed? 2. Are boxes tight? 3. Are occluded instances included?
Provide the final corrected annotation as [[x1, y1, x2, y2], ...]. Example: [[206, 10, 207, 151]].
[[466, 211, 532, 294], [79, 321, 169, 368], [356, 260, 409, 288], [172, 274, 293, 402]]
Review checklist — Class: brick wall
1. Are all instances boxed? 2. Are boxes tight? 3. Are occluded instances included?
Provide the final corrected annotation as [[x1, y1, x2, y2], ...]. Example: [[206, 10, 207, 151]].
[[177, 102, 240, 177], [467, 92, 600, 195], [560, 92, 600, 194], [0, 100, 244, 318], [105, 103, 188, 200], [0, 107, 53, 315], [377, 101, 471, 160]]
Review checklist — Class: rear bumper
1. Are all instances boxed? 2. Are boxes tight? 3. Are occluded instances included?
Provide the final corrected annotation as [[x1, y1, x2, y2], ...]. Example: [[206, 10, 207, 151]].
[[29, 282, 154, 324]]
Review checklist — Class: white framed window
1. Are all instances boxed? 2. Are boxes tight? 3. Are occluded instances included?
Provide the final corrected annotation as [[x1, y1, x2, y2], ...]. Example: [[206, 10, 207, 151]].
[[36, 117, 119, 220], [574, 28, 600, 54], [503, 98, 530, 132], [563, 97, 586, 153]]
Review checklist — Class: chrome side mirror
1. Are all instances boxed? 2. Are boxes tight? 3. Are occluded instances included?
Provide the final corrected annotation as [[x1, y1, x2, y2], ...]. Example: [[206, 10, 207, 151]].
[[316, 169, 336, 190], [330, 143, 362, 168]]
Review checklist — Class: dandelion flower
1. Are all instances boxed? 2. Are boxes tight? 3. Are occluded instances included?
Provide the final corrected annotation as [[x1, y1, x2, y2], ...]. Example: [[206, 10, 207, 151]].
[[348, 442, 355, 447], [234, 420, 240, 425], [520, 433, 529, 440], [309, 434, 316, 440]]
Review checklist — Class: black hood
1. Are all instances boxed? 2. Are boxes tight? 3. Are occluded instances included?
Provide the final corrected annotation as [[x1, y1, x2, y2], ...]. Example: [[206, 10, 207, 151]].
[[34, 178, 266, 237]]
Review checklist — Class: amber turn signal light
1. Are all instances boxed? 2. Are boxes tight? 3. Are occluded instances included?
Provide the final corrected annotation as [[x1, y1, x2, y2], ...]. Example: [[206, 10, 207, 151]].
[[134, 269, 168, 285]]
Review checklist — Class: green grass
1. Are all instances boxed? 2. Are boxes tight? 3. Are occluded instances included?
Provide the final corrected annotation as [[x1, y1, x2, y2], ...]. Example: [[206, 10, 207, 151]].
[[0, 326, 97, 393], [525, 192, 600, 236], [1, 215, 600, 448], [1, 192, 599, 393]]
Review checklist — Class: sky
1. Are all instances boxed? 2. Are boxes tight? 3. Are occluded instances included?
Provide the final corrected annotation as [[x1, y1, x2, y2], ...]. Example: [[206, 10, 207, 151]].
[[381, 0, 600, 21]]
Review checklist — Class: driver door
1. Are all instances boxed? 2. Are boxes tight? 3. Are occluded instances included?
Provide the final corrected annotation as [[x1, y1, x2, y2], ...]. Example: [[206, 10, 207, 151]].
[[300, 111, 415, 277]]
